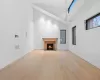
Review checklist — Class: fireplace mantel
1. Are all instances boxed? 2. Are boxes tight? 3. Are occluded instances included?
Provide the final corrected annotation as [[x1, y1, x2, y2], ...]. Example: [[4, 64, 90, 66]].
[[43, 38, 58, 50]]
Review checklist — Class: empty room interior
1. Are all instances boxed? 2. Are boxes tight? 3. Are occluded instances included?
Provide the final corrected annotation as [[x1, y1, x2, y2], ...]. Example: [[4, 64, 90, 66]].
[[0, 0, 100, 80]]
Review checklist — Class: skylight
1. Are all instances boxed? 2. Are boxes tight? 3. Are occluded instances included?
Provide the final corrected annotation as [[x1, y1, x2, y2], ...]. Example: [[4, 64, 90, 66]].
[[68, 0, 77, 13]]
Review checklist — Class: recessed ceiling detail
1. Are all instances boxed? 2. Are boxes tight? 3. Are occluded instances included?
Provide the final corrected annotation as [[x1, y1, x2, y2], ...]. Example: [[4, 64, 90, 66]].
[[31, 0, 68, 20]]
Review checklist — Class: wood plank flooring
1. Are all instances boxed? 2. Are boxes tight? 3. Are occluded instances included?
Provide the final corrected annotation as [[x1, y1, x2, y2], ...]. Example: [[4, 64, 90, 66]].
[[0, 50, 100, 80]]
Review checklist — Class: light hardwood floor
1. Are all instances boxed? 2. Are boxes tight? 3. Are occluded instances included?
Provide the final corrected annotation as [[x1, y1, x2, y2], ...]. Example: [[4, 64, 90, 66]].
[[0, 50, 100, 80]]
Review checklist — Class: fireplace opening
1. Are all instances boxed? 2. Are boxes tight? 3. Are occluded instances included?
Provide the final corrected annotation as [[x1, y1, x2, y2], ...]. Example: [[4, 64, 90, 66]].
[[47, 44, 54, 50], [43, 38, 57, 50]]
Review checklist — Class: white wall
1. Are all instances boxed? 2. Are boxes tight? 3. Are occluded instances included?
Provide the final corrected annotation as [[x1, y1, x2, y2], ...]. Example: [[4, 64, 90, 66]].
[[0, 0, 34, 69], [33, 8, 68, 50], [68, 0, 100, 68]]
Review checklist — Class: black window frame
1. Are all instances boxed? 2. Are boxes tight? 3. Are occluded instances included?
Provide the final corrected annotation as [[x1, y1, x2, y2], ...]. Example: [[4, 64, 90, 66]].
[[85, 13, 100, 30], [68, 0, 75, 13], [60, 30, 66, 44], [72, 26, 76, 45]]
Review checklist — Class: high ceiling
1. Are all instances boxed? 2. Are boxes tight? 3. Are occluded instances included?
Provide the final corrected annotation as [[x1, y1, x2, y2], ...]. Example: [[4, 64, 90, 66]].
[[32, 0, 67, 8], [31, 0, 71, 20]]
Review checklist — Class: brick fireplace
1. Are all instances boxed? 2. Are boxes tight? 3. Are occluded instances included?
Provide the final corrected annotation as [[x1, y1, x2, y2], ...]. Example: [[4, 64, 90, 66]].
[[43, 38, 58, 50]]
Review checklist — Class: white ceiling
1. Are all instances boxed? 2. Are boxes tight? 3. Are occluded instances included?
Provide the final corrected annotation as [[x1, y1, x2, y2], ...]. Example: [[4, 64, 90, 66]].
[[31, 0, 69, 20], [32, 0, 67, 8]]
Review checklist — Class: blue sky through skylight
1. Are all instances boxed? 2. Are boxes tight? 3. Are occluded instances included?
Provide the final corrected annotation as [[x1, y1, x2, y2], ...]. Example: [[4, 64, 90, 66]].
[[68, 0, 77, 12]]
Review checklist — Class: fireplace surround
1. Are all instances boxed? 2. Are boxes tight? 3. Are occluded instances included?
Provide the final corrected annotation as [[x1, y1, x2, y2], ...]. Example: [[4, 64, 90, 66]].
[[43, 38, 58, 50]]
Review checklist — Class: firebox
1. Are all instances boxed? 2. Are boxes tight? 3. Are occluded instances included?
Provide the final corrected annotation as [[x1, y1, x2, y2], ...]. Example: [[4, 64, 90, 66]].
[[43, 38, 57, 50], [47, 44, 54, 50]]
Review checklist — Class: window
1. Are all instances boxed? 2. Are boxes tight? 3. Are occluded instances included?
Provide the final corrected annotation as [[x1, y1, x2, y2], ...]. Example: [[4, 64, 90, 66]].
[[72, 26, 76, 45], [68, 0, 77, 13], [86, 13, 100, 30], [60, 30, 66, 44]]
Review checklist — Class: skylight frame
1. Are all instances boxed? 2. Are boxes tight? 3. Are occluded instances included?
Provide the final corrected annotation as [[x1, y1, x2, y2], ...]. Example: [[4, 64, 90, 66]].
[[68, 0, 76, 13]]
